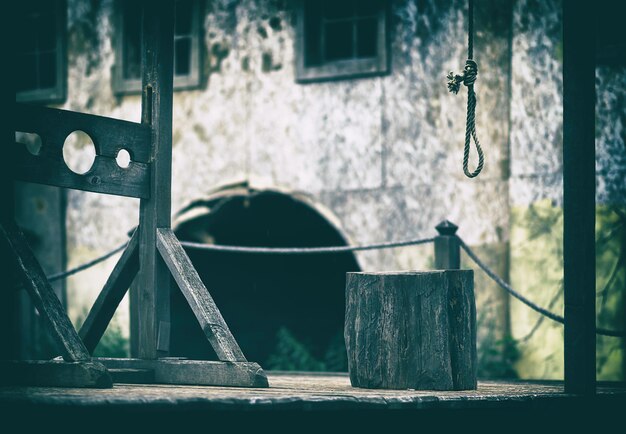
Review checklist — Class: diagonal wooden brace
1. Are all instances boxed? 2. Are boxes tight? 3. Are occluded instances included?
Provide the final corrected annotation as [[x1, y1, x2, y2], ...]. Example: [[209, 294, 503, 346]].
[[0, 220, 90, 362], [79, 230, 140, 353], [156, 228, 247, 362]]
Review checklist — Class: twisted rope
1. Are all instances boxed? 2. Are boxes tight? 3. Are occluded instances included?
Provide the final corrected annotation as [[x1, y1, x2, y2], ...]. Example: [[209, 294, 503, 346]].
[[447, 0, 485, 178], [179, 237, 435, 254], [49, 241, 129, 283], [14, 239, 128, 289], [459, 238, 625, 338]]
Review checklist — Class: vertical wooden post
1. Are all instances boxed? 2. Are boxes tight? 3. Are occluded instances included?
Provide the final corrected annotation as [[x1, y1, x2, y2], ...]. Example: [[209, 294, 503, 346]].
[[0, 17, 18, 361], [435, 220, 461, 270], [563, 0, 596, 395], [133, 0, 175, 359]]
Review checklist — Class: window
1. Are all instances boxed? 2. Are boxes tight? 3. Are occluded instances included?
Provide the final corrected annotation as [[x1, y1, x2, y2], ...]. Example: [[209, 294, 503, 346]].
[[113, 0, 203, 94], [16, 0, 67, 103], [296, 0, 389, 83]]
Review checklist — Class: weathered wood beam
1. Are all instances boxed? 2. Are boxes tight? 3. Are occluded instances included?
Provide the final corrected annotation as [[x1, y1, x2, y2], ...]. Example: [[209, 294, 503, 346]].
[[0, 360, 112, 388], [0, 220, 90, 362], [154, 360, 267, 387], [96, 358, 268, 388], [79, 231, 140, 354], [14, 104, 152, 163], [96, 357, 182, 370], [133, 0, 175, 359], [156, 228, 247, 362], [108, 368, 155, 384], [13, 104, 152, 198], [563, 0, 596, 395], [12, 149, 150, 198]]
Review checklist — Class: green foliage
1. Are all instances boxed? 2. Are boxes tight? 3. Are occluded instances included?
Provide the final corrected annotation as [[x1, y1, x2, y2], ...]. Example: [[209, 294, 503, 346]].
[[477, 334, 520, 379], [476, 306, 520, 379], [74, 308, 129, 358], [266, 327, 348, 372], [93, 320, 129, 358], [266, 327, 325, 371], [510, 202, 625, 380], [595, 206, 626, 379], [323, 330, 349, 372]]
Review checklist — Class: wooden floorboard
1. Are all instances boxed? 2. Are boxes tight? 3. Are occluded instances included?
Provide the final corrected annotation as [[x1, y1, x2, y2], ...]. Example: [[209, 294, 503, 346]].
[[0, 373, 624, 411]]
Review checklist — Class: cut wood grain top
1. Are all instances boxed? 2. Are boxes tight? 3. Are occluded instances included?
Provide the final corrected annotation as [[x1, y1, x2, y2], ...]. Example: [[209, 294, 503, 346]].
[[0, 373, 624, 411]]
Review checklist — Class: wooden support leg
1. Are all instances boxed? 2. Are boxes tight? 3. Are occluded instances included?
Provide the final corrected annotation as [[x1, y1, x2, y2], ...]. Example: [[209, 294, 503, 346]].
[[0, 220, 90, 362], [156, 228, 247, 362], [79, 231, 139, 354], [0, 221, 112, 388]]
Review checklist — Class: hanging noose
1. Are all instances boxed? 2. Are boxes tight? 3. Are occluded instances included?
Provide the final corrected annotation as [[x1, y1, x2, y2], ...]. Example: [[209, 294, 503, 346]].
[[447, 0, 484, 178]]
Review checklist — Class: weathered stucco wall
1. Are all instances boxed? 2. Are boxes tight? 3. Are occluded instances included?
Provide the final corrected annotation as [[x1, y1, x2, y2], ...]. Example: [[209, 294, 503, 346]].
[[25, 0, 623, 377], [55, 0, 513, 367]]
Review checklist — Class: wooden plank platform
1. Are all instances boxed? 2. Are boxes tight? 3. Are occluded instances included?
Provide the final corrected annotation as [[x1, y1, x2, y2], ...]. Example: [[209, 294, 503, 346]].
[[0, 373, 624, 429], [0, 372, 624, 411]]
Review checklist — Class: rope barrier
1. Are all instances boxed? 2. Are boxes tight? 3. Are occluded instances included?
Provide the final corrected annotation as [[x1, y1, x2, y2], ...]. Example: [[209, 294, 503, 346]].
[[47, 241, 128, 284], [179, 237, 435, 254], [29, 235, 435, 285], [459, 239, 625, 338], [35, 230, 624, 338]]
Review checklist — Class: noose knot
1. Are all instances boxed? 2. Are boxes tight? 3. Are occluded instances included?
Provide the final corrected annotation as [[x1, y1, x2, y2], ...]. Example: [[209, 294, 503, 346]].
[[447, 59, 478, 94], [462, 59, 478, 86], [446, 59, 484, 178]]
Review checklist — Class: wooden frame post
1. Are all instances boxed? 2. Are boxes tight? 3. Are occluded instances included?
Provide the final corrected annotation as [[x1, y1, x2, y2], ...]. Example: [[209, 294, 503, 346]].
[[0, 22, 18, 362], [133, 0, 175, 359], [563, 0, 597, 395]]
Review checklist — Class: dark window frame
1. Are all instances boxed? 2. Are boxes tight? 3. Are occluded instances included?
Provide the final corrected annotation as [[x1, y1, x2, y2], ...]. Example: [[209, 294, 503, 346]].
[[16, 0, 67, 104], [113, 0, 203, 95], [295, 0, 390, 83]]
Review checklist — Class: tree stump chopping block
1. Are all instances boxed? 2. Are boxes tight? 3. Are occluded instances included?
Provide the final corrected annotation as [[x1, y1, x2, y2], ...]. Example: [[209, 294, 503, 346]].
[[345, 270, 476, 390]]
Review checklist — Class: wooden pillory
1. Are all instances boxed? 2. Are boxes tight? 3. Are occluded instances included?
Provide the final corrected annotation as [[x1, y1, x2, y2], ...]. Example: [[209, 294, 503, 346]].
[[0, 0, 267, 389]]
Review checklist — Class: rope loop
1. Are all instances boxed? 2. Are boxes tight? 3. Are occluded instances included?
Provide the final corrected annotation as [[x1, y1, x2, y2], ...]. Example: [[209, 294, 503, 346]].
[[463, 85, 484, 178], [447, 58, 484, 178]]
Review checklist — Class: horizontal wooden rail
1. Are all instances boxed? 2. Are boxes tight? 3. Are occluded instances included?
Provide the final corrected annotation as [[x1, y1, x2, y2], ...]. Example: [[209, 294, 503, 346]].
[[13, 148, 150, 198], [14, 104, 151, 162], [13, 104, 151, 198]]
